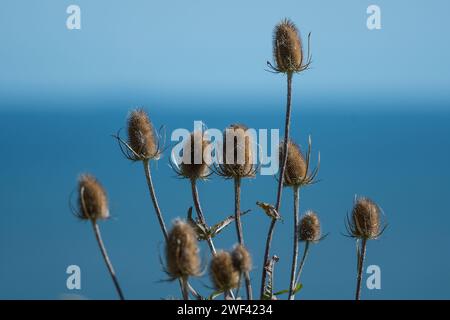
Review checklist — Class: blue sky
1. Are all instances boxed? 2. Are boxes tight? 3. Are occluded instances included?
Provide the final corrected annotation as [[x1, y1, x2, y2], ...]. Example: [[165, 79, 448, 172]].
[[1, 0, 449, 110]]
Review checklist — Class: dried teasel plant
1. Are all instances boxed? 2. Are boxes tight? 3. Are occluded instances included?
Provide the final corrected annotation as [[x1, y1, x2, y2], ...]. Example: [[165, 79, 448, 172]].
[[345, 197, 387, 300], [291, 210, 326, 299], [214, 124, 257, 299], [260, 18, 312, 298], [113, 109, 202, 299], [113, 108, 168, 240], [164, 219, 201, 300], [278, 137, 320, 299], [73, 174, 124, 300], [170, 131, 218, 256], [210, 251, 240, 297]]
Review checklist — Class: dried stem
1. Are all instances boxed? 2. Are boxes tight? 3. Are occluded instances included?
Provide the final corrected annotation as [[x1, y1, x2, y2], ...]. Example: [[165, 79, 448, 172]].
[[234, 177, 244, 244], [355, 239, 367, 300], [190, 179, 236, 299], [294, 241, 309, 292], [260, 71, 293, 298], [181, 277, 189, 300], [288, 186, 300, 300], [91, 221, 125, 300], [234, 177, 253, 300], [190, 179, 217, 255], [143, 159, 169, 242]]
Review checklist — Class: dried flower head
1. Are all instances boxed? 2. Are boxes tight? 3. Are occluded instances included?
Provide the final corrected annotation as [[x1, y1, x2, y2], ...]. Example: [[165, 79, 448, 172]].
[[210, 251, 240, 292], [77, 174, 109, 221], [280, 140, 306, 186], [279, 138, 320, 187], [348, 197, 383, 240], [298, 210, 321, 242], [268, 19, 312, 74], [165, 219, 201, 279], [231, 244, 252, 274], [126, 109, 159, 160], [216, 124, 256, 179], [173, 131, 211, 180]]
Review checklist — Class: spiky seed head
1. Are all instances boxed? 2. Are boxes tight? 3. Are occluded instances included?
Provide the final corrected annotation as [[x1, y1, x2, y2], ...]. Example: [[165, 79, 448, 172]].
[[180, 131, 211, 180], [351, 198, 381, 239], [279, 140, 307, 187], [77, 174, 109, 221], [299, 210, 321, 242], [220, 124, 255, 178], [127, 109, 158, 160], [231, 244, 252, 273], [273, 19, 303, 73], [166, 219, 201, 279], [210, 251, 240, 292]]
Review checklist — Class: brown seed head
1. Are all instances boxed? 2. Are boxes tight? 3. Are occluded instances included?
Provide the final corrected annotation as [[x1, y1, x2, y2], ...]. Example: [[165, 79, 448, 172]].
[[220, 124, 255, 178], [166, 219, 201, 279], [77, 174, 109, 221], [279, 140, 307, 187], [210, 251, 240, 291], [231, 244, 252, 273], [351, 198, 381, 239], [127, 109, 158, 160], [273, 19, 303, 73], [180, 131, 211, 180], [298, 210, 321, 242]]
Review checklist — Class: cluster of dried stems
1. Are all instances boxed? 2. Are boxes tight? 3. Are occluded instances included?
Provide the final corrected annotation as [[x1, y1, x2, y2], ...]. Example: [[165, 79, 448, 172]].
[[71, 19, 386, 301]]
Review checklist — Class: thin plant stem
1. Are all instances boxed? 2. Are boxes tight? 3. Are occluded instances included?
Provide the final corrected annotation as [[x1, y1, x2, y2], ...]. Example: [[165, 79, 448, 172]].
[[294, 241, 310, 293], [234, 177, 244, 244], [181, 277, 189, 300], [91, 221, 125, 300], [190, 179, 217, 255], [355, 238, 367, 300], [190, 178, 235, 299], [288, 186, 300, 300], [143, 160, 200, 299], [143, 159, 169, 242], [260, 71, 293, 298], [234, 177, 253, 300]]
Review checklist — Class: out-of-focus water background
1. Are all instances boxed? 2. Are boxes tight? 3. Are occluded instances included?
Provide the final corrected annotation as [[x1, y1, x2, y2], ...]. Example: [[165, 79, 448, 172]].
[[1, 106, 450, 299], [1, 0, 450, 299]]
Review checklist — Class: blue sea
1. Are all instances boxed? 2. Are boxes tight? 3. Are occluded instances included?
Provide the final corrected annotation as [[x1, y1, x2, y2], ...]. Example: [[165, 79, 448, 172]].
[[1, 104, 450, 299]]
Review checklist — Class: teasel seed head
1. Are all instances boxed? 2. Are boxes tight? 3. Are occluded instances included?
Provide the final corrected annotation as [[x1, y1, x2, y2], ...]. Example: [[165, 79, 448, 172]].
[[298, 210, 321, 242], [210, 251, 240, 292], [231, 244, 252, 274], [177, 131, 211, 180], [349, 197, 382, 240], [165, 219, 201, 279], [126, 109, 158, 161], [77, 174, 109, 221], [217, 124, 256, 179], [268, 19, 312, 74], [279, 140, 307, 187]]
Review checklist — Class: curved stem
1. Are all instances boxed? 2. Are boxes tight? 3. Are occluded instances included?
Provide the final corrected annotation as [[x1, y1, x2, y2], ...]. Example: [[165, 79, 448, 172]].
[[234, 177, 253, 300], [294, 241, 310, 293], [355, 239, 367, 300], [143, 159, 168, 242], [91, 221, 125, 300], [260, 72, 293, 298], [288, 186, 300, 300], [190, 179, 217, 255]]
